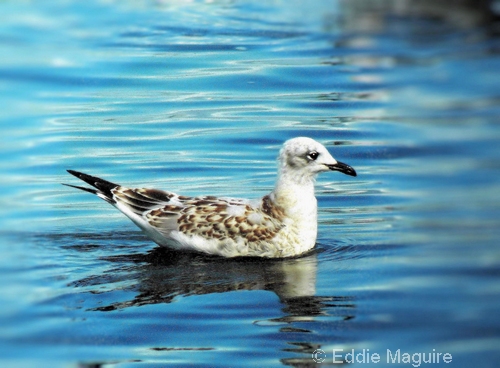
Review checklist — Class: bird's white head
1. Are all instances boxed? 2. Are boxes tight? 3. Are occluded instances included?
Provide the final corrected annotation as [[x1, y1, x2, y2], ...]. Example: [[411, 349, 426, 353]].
[[278, 137, 357, 180]]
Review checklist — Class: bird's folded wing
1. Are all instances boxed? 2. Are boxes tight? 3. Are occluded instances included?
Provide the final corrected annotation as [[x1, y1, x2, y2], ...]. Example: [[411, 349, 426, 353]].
[[112, 187, 188, 215], [144, 197, 285, 242]]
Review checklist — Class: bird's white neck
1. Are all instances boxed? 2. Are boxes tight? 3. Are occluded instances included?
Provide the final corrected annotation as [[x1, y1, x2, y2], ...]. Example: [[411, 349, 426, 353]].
[[269, 170, 318, 253], [271, 170, 318, 219]]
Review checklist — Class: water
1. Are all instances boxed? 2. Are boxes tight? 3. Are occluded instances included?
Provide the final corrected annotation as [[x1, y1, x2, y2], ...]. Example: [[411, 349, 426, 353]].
[[1, 0, 499, 367]]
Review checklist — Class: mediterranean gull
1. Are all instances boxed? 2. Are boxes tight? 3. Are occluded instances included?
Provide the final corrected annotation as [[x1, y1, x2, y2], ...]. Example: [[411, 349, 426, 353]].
[[65, 137, 356, 258]]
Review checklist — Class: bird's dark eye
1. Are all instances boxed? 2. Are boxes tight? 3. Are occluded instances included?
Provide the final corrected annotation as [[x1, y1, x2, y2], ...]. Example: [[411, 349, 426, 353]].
[[307, 151, 319, 161]]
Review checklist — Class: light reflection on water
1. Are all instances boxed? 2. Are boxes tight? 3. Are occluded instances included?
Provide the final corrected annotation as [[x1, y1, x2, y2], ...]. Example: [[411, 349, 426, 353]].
[[1, 0, 499, 367]]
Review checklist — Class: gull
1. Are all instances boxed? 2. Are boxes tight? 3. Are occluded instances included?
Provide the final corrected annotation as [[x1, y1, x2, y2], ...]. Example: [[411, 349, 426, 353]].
[[65, 137, 356, 258]]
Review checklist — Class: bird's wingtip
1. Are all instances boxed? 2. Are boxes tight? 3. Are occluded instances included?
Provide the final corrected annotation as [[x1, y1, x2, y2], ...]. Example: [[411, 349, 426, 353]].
[[67, 169, 82, 177], [62, 182, 98, 195], [65, 169, 119, 197]]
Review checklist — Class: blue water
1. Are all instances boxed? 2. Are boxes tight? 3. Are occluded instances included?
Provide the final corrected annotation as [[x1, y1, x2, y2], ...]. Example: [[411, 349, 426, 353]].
[[1, 0, 500, 367]]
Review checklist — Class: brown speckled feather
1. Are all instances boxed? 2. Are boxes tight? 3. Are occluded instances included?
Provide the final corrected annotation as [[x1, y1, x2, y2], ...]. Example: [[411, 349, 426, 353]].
[[145, 196, 285, 243], [112, 187, 179, 215], [110, 186, 285, 246]]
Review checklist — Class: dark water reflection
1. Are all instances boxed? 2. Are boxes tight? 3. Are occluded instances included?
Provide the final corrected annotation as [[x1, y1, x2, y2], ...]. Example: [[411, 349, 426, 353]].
[[60, 232, 358, 367], [68, 238, 355, 322]]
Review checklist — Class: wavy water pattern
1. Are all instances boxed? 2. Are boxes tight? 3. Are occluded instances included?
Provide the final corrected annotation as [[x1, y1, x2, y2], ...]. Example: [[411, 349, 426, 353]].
[[1, 0, 499, 367]]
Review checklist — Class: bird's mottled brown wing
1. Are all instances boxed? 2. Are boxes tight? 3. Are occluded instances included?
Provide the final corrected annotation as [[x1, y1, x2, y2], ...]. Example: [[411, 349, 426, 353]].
[[112, 187, 190, 215], [145, 197, 285, 243]]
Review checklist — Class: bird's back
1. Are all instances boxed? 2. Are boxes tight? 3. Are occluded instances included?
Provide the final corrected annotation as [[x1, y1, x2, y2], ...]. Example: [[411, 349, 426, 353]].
[[112, 186, 293, 257]]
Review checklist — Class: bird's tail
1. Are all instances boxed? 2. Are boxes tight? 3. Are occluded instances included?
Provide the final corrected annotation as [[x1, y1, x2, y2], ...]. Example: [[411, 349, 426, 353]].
[[64, 170, 119, 204]]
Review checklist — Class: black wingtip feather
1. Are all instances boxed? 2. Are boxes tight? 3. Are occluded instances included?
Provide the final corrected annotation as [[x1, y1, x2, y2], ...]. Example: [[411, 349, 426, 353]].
[[66, 169, 119, 198], [62, 183, 98, 195]]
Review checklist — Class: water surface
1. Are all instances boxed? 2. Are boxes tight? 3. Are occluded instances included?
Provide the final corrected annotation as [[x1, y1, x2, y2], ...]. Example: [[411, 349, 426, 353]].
[[1, 1, 499, 367]]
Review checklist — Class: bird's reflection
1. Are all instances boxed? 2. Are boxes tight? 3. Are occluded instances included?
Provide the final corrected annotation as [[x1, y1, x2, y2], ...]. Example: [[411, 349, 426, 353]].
[[70, 245, 355, 324], [68, 240, 357, 368]]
